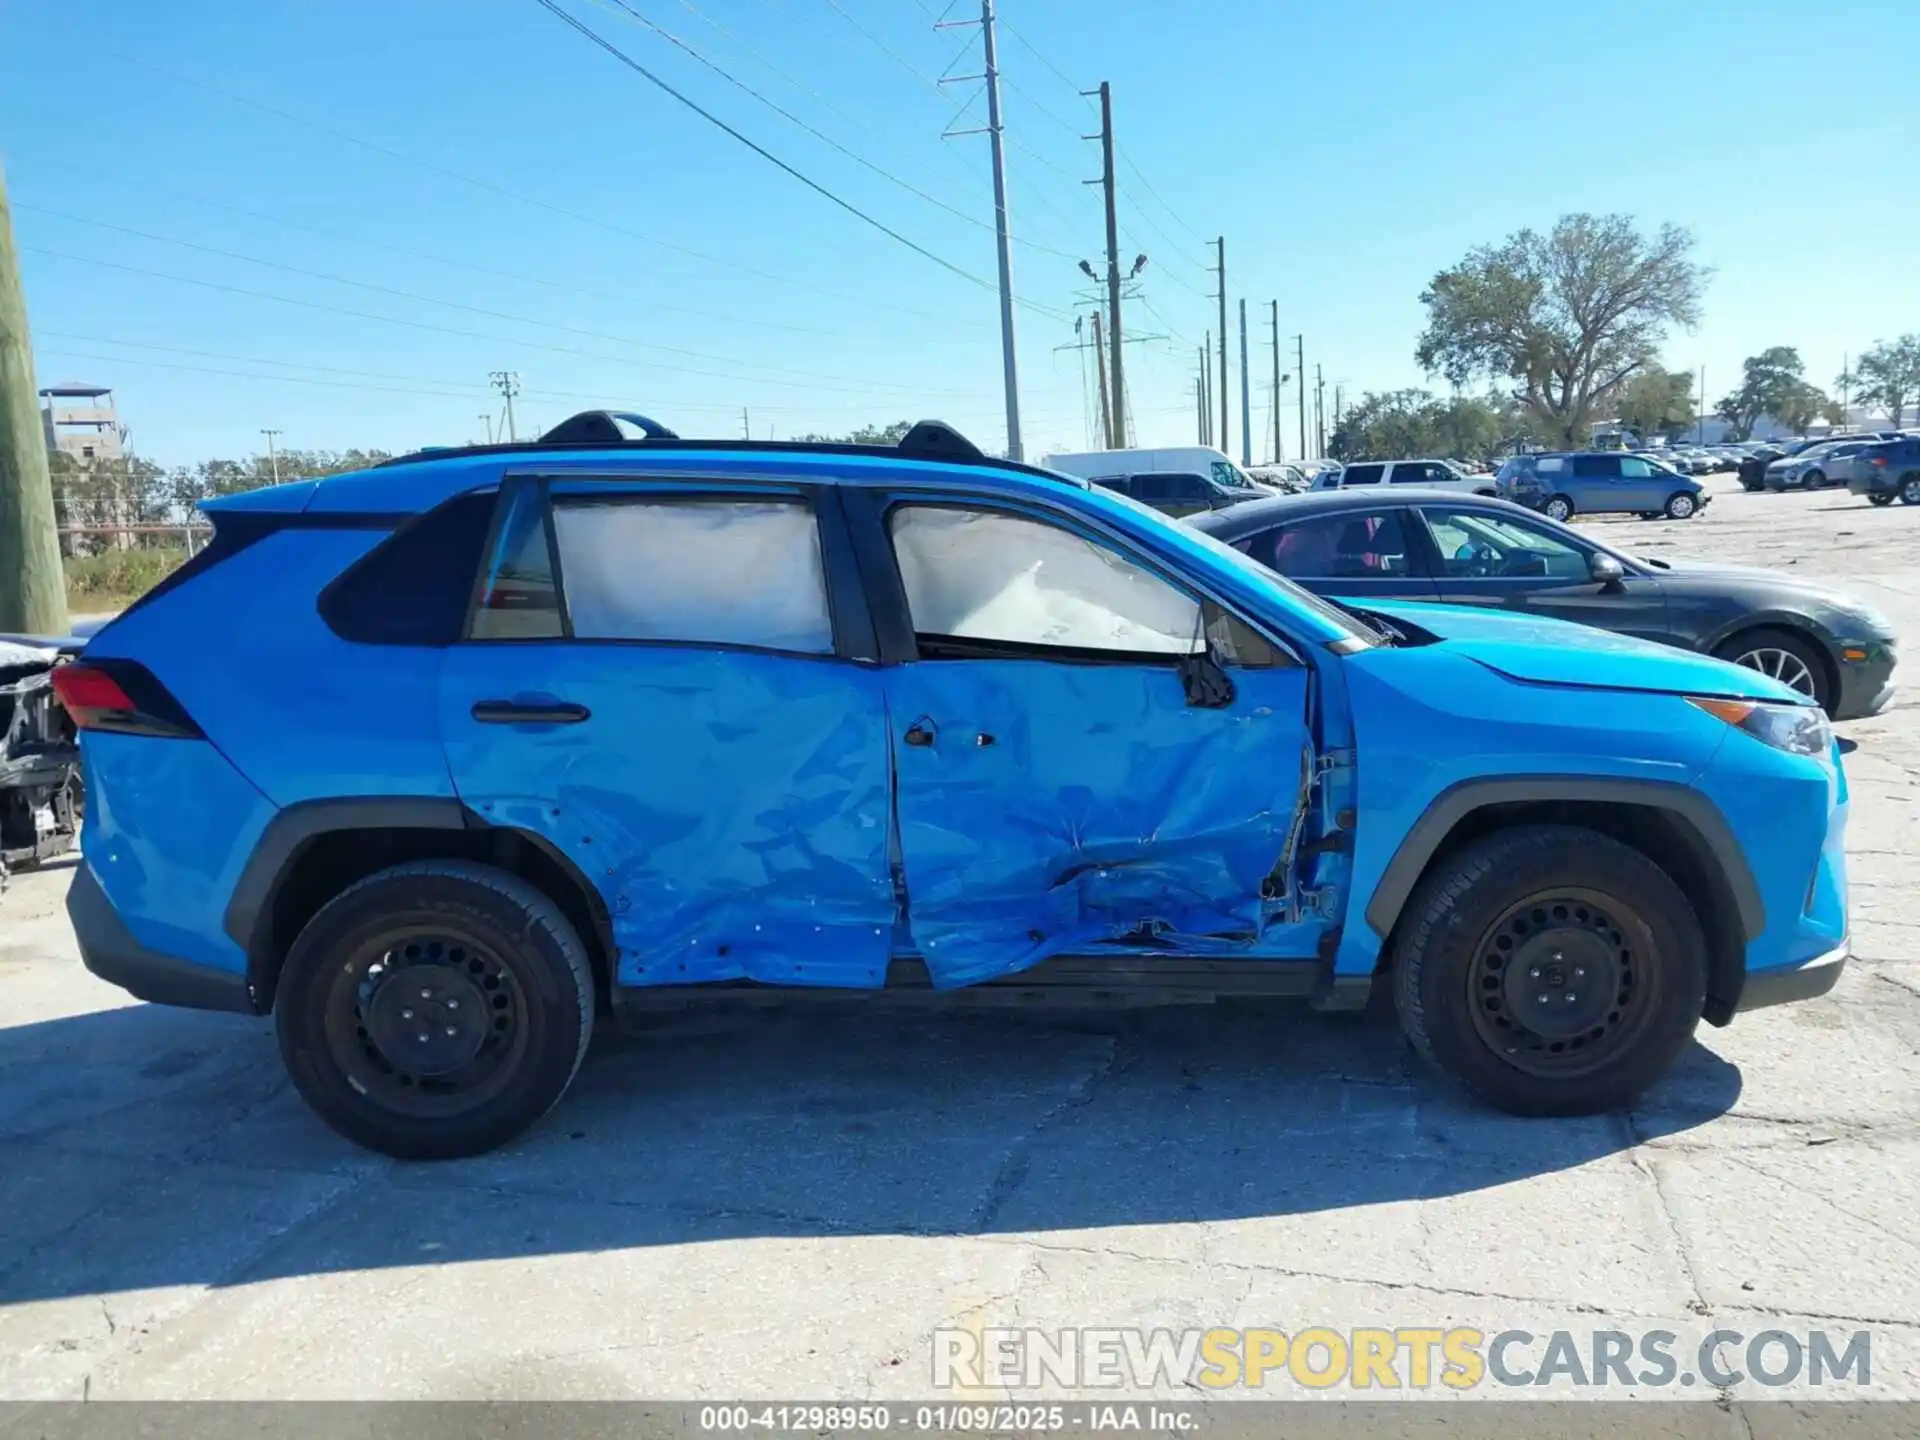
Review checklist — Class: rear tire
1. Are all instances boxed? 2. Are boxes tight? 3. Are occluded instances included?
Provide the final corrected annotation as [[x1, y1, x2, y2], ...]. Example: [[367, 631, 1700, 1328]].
[[1663, 491, 1698, 519], [1803, 470, 1826, 489], [276, 861, 594, 1160], [1392, 825, 1705, 1115], [1868, 491, 1895, 507], [1543, 495, 1574, 521]]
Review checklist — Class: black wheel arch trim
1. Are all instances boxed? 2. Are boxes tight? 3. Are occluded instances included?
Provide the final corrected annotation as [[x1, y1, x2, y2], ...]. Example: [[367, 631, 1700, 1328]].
[[1363, 776, 1766, 944], [225, 796, 621, 1015]]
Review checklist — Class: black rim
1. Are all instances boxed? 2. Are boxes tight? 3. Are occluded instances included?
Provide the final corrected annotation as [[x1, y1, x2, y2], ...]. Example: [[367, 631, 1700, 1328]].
[[322, 925, 531, 1118], [1466, 888, 1661, 1079]]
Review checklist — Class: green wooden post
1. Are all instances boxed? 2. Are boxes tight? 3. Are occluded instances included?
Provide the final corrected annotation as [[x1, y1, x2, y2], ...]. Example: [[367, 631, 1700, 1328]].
[[0, 162, 68, 635]]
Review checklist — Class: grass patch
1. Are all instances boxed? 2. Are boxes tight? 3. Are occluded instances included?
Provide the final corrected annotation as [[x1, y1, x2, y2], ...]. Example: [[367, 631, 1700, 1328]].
[[64, 547, 187, 617]]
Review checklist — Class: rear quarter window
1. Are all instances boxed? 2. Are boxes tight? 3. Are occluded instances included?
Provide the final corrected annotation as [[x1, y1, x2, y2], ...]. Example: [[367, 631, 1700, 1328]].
[[318, 491, 497, 646]]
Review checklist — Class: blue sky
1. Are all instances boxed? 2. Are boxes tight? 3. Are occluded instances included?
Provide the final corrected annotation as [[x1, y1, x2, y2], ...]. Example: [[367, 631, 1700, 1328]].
[[3, 0, 1913, 466]]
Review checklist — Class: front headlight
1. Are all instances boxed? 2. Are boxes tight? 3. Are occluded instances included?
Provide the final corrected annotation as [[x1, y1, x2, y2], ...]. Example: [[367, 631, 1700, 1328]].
[[1689, 696, 1831, 756]]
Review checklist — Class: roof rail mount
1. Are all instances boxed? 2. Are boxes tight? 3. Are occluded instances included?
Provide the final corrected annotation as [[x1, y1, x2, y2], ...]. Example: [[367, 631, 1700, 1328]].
[[898, 420, 983, 461], [540, 411, 681, 444]]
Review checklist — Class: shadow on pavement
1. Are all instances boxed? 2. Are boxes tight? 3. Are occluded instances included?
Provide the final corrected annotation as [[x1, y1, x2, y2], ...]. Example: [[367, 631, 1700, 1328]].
[[0, 987, 1742, 1304]]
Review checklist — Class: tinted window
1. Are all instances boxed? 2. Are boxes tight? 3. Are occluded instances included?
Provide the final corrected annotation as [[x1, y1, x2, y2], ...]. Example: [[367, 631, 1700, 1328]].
[[551, 497, 834, 653], [889, 505, 1202, 657], [1248, 510, 1412, 580], [1341, 464, 1385, 486], [1132, 472, 1209, 503], [471, 483, 562, 640], [321, 490, 496, 646], [1091, 475, 1132, 494], [1421, 507, 1589, 581], [1571, 455, 1619, 479]]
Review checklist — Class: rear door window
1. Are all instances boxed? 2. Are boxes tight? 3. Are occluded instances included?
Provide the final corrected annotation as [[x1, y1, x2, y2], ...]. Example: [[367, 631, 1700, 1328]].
[[1248, 509, 1413, 579], [1341, 463, 1386, 486], [1571, 455, 1620, 479]]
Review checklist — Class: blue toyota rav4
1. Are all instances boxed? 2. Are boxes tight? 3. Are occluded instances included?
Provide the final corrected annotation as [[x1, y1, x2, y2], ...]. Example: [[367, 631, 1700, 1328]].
[[58, 415, 1850, 1158]]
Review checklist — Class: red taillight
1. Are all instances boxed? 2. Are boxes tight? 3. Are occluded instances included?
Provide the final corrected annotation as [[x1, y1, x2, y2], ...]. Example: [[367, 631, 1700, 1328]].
[[1870, 455, 1887, 467], [50, 663, 138, 727], [49, 661, 201, 738]]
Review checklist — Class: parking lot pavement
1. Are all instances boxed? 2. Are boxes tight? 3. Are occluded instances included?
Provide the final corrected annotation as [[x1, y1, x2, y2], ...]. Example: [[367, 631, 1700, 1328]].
[[1, 474, 1916, 1408]]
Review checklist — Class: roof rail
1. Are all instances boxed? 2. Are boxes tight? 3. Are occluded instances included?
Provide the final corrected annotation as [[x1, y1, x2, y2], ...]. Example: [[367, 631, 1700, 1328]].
[[370, 415, 1051, 475]]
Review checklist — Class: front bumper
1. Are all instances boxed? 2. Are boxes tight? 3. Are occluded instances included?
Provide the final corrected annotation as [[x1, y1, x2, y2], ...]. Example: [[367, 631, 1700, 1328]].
[[1833, 640, 1899, 721], [1732, 940, 1848, 1013], [66, 863, 255, 1013]]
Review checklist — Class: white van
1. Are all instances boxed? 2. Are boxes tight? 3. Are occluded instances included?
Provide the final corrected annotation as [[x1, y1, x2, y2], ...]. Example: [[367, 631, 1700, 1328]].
[[1040, 446, 1268, 517], [1308, 459, 1497, 496]]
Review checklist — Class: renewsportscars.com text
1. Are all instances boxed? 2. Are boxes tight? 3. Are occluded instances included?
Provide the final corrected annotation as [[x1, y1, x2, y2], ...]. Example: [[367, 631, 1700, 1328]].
[[932, 1326, 1872, 1392]]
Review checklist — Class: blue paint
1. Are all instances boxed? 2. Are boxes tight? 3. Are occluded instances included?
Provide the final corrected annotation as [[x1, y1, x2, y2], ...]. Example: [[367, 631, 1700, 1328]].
[[71, 442, 1853, 1040]]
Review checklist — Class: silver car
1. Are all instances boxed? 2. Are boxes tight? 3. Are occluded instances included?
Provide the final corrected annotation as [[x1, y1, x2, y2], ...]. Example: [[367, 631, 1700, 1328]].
[[1764, 441, 1870, 491]]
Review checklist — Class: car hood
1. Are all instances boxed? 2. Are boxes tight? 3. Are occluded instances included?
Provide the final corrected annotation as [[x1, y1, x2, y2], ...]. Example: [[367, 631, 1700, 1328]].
[[1634, 557, 1894, 632], [1357, 599, 1807, 704]]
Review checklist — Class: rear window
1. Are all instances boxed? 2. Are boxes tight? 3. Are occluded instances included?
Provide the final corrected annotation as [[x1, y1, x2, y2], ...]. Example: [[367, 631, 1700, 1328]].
[[319, 491, 497, 646]]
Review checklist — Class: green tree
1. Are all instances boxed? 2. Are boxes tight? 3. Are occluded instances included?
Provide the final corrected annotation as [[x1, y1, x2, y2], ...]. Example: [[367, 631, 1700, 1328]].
[[1415, 214, 1706, 448], [1327, 390, 1504, 462], [1715, 347, 1808, 439], [1841, 335, 1920, 428], [792, 421, 914, 445], [1613, 366, 1697, 440]]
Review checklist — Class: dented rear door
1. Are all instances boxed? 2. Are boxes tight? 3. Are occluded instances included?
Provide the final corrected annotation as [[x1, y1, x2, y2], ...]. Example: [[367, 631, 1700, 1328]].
[[438, 475, 895, 988], [871, 497, 1318, 988]]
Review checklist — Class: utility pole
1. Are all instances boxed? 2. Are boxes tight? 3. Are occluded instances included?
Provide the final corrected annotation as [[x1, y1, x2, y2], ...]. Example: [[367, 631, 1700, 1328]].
[[489, 371, 521, 442], [1089, 310, 1112, 449], [1314, 364, 1326, 458], [1237, 298, 1252, 468], [1841, 353, 1850, 422], [1211, 237, 1228, 454], [1295, 335, 1307, 462], [479, 413, 495, 444], [1269, 301, 1282, 464], [1194, 375, 1205, 444], [937, 2, 1025, 459], [1078, 81, 1125, 452], [1696, 367, 1705, 445], [1199, 334, 1211, 447], [1334, 384, 1344, 437], [742, 407, 750, 440], [260, 428, 282, 484], [0, 162, 66, 635]]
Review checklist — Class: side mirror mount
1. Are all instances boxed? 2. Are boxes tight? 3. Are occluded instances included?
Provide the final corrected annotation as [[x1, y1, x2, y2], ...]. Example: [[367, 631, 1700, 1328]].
[[1588, 552, 1626, 589]]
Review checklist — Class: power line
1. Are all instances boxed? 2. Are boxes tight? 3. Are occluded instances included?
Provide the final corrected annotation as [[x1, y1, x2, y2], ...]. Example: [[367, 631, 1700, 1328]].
[[80, 40, 960, 324], [18, 206, 965, 395], [1116, 146, 1209, 245], [8, 159, 871, 340], [531, 0, 1071, 319], [23, 247, 998, 402], [589, 0, 1080, 261]]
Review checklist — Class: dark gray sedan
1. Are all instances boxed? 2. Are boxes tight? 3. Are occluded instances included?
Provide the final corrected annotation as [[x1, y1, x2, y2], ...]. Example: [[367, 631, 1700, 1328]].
[[1190, 489, 1899, 720]]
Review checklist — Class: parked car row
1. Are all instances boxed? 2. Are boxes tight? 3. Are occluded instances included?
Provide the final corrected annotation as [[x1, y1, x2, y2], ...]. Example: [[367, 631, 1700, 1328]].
[[1736, 432, 1914, 492]]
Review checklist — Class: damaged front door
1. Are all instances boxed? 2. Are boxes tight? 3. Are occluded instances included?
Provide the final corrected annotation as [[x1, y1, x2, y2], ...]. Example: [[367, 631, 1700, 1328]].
[[880, 502, 1319, 988]]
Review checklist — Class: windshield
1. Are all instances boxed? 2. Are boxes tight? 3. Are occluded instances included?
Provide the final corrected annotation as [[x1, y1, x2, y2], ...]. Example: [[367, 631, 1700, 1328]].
[[1210, 460, 1259, 491], [1089, 484, 1382, 647]]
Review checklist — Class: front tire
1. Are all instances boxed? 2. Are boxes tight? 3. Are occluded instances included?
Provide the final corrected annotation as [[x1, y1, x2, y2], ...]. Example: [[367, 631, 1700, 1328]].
[[1392, 825, 1706, 1115], [1901, 474, 1920, 506], [1543, 495, 1574, 521], [1664, 491, 1698, 519], [275, 861, 595, 1160], [1714, 626, 1831, 713], [1868, 491, 1894, 507]]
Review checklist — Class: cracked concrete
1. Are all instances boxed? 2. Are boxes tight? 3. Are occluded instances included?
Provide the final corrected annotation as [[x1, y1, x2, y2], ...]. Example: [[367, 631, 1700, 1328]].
[[0, 478, 1916, 1405]]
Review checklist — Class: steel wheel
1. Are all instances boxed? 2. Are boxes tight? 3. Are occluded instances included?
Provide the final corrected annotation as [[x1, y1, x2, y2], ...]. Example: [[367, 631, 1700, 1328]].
[[322, 926, 531, 1120], [1730, 644, 1817, 698], [1466, 889, 1660, 1079]]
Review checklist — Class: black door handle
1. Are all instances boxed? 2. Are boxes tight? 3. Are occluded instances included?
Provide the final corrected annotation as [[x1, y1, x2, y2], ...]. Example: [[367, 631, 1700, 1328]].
[[472, 699, 591, 724], [904, 721, 935, 747]]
